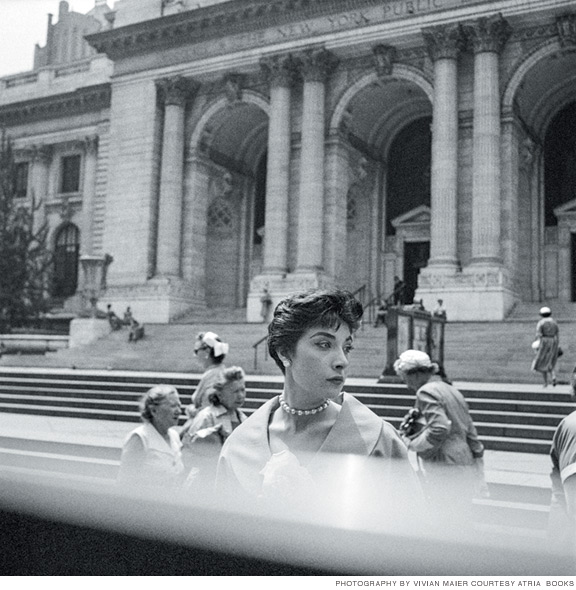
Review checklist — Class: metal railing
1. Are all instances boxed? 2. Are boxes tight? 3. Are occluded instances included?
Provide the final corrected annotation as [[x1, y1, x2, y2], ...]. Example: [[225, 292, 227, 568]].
[[252, 333, 268, 371]]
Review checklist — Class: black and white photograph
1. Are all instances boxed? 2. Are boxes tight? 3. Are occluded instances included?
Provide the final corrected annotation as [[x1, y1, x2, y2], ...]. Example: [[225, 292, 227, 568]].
[[0, 0, 576, 582]]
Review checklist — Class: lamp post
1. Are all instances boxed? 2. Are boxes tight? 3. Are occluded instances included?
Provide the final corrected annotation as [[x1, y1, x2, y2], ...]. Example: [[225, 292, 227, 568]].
[[79, 255, 106, 318]]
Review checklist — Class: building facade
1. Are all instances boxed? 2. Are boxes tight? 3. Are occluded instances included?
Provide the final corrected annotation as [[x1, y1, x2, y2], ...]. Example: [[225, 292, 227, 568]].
[[2, 0, 576, 322]]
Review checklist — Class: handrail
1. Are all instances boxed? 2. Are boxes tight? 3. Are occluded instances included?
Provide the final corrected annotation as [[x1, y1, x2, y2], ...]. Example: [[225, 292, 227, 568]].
[[252, 333, 268, 371]]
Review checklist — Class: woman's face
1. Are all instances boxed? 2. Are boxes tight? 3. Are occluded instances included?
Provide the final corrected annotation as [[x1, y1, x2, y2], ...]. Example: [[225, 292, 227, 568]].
[[284, 323, 354, 403], [400, 371, 430, 393], [217, 379, 246, 410], [150, 392, 182, 433]]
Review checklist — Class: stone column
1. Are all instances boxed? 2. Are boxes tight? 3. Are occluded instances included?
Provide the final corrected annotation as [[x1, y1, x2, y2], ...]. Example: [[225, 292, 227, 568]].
[[423, 24, 464, 271], [260, 54, 297, 275], [465, 14, 511, 266], [295, 48, 338, 273], [155, 76, 199, 277], [81, 136, 98, 256], [30, 145, 51, 230]]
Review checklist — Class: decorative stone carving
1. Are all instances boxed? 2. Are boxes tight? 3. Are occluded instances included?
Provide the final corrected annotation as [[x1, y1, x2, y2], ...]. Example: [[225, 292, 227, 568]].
[[156, 76, 199, 107], [223, 72, 246, 102], [299, 48, 339, 83], [84, 135, 99, 155], [463, 13, 512, 54], [31, 144, 52, 164], [557, 14, 576, 47], [422, 24, 465, 61], [260, 54, 298, 87], [520, 137, 536, 171], [372, 44, 396, 78]]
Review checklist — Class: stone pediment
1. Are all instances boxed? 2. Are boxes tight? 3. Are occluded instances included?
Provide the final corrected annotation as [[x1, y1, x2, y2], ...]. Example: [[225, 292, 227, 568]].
[[391, 205, 431, 228], [554, 198, 576, 218]]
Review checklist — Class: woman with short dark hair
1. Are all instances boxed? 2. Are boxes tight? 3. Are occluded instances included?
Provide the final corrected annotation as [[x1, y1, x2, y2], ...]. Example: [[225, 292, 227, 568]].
[[216, 289, 420, 505]]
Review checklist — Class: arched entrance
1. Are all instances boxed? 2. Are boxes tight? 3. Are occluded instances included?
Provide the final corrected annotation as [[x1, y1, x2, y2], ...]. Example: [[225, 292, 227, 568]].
[[53, 223, 79, 298], [333, 69, 432, 301], [503, 36, 576, 304], [188, 94, 268, 309]]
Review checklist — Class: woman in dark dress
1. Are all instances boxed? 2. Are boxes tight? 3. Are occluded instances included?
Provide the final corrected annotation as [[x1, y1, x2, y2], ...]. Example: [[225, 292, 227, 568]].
[[531, 306, 560, 387]]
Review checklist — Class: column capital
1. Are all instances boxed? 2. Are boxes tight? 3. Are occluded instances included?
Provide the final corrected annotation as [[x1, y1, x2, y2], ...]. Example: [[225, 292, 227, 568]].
[[557, 14, 576, 48], [156, 76, 199, 107], [260, 54, 299, 88], [463, 13, 512, 54], [422, 24, 465, 61], [298, 48, 339, 83], [372, 44, 396, 78]]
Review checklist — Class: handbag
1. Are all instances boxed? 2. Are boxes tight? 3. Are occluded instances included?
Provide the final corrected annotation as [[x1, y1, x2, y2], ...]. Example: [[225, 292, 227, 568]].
[[531, 339, 540, 352], [558, 347, 564, 358]]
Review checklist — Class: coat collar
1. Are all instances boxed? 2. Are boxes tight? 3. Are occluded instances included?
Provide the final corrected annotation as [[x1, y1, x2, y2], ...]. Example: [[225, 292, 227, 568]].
[[222, 393, 384, 495]]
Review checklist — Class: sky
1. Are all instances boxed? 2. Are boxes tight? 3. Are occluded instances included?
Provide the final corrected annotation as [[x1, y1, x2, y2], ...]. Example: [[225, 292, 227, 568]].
[[0, 0, 115, 78]]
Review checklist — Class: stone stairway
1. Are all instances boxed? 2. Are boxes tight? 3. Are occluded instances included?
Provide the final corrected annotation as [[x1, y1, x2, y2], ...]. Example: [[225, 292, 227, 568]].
[[0, 367, 571, 453], [2, 313, 574, 383]]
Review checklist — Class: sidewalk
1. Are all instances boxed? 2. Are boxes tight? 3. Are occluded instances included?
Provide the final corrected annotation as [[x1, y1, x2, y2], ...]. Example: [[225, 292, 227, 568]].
[[0, 409, 553, 490]]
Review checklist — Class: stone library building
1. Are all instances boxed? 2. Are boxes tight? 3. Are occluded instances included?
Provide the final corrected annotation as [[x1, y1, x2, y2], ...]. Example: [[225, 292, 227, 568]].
[[2, 0, 576, 323]]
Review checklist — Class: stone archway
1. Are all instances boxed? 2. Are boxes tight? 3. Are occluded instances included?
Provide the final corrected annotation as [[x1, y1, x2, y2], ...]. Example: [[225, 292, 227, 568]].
[[502, 36, 576, 302], [185, 94, 269, 309], [330, 68, 432, 300]]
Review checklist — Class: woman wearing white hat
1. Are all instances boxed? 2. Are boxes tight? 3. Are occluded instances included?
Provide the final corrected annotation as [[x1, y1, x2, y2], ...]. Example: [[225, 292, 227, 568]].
[[180, 332, 230, 437], [394, 349, 486, 525], [531, 307, 560, 387]]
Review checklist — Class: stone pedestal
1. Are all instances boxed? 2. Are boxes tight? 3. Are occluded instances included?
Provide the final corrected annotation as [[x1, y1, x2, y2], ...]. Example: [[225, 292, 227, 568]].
[[416, 267, 516, 321], [69, 318, 112, 348], [246, 272, 331, 323], [103, 276, 202, 324]]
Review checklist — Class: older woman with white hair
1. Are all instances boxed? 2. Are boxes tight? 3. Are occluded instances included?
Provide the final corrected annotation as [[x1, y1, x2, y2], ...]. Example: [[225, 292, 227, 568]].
[[394, 350, 486, 523], [118, 384, 184, 488], [531, 306, 560, 387]]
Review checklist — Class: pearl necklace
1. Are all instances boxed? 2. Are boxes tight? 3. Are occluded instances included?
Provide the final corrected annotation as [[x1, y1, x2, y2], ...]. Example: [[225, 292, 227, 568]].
[[279, 395, 330, 416]]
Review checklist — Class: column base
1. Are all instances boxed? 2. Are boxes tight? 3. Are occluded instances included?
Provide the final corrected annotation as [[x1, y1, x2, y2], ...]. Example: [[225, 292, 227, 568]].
[[247, 272, 333, 323], [416, 265, 517, 321], [102, 276, 204, 323]]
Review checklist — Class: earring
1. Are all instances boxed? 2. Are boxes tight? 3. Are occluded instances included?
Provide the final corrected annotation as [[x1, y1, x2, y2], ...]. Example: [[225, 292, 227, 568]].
[[283, 360, 291, 368]]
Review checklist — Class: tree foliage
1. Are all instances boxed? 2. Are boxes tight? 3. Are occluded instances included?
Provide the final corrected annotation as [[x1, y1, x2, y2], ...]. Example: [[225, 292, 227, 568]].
[[0, 130, 53, 331]]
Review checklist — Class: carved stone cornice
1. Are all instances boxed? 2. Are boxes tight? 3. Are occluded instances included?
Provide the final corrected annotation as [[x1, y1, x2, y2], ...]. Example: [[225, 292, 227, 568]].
[[372, 44, 396, 78], [299, 48, 338, 83], [0, 84, 111, 126], [557, 14, 576, 48], [156, 76, 199, 107], [462, 13, 512, 55], [422, 24, 465, 61], [260, 54, 299, 88]]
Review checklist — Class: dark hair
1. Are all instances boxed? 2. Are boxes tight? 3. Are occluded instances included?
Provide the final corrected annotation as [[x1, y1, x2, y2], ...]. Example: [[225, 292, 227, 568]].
[[267, 289, 363, 374]]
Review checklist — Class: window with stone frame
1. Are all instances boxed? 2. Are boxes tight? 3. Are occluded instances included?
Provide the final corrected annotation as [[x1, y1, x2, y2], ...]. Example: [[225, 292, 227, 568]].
[[59, 154, 81, 194], [13, 161, 29, 198], [207, 198, 234, 236]]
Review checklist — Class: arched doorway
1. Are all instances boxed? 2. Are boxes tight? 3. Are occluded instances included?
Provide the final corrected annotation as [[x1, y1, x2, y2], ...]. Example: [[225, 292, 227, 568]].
[[53, 223, 79, 298], [387, 117, 432, 303], [334, 70, 433, 300], [191, 95, 268, 309]]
